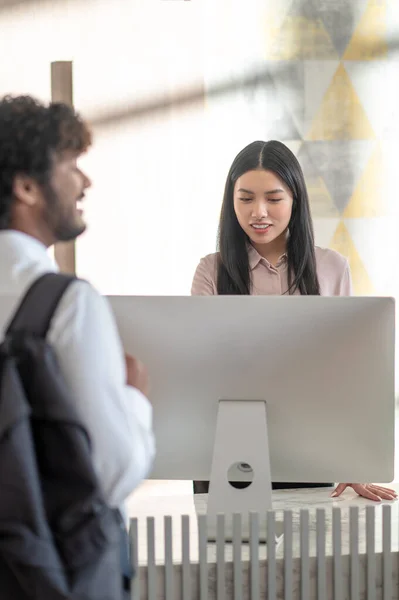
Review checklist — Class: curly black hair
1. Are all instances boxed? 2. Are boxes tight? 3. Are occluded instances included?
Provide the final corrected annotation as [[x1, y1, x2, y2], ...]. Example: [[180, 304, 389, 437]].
[[0, 95, 92, 228]]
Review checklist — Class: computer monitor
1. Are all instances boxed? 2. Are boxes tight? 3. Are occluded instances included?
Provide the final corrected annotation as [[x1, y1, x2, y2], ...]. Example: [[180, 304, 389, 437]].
[[108, 295, 395, 538]]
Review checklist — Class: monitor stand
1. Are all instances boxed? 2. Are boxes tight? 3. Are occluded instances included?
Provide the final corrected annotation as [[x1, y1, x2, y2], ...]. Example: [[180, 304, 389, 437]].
[[205, 400, 283, 545]]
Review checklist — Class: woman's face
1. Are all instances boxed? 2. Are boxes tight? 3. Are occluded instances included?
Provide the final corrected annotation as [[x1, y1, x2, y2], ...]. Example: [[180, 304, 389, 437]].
[[233, 169, 293, 248]]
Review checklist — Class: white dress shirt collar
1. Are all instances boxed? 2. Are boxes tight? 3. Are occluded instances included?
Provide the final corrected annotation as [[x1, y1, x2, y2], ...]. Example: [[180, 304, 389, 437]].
[[0, 230, 58, 271]]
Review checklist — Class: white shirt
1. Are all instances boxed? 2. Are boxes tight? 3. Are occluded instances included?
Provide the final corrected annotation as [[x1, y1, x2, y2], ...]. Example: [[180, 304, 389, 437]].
[[0, 230, 155, 509]]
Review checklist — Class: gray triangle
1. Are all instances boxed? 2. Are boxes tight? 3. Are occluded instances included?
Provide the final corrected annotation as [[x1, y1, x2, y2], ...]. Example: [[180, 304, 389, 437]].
[[318, 0, 369, 56], [297, 143, 338, 218], [269, 0, 338, 59], [285, 0, 326, 20], [304, 141, 374, 214]]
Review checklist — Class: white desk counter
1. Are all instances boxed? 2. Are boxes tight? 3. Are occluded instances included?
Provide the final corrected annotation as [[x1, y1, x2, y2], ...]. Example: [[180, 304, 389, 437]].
[[128, 486, 399, 599]]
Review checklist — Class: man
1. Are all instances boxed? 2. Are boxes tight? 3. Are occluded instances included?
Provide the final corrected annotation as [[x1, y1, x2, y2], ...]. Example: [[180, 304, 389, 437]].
[[0, 95, 155, 517]]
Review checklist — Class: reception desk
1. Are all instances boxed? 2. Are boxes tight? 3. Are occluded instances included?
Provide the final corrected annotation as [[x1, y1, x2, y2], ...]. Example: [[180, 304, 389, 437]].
[[129, 486, 399, 600]]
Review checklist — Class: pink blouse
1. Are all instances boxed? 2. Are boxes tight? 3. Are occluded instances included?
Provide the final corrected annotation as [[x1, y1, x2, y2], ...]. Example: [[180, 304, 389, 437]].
[[192, 245, 353, 296]]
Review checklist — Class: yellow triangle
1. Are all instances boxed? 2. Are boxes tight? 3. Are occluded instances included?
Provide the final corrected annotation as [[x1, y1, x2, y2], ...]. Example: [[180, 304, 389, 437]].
[[306, 176, 339, 218], [330, 222, 375, 295], [265, 16, 338, 60], [343, 145, 386, 218], [343, 0, 387, 60], [306, 64, 375, 141]]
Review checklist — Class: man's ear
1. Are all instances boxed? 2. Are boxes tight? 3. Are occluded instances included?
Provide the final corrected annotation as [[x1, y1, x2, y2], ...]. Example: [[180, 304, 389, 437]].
[[13, 174, 40, 207]]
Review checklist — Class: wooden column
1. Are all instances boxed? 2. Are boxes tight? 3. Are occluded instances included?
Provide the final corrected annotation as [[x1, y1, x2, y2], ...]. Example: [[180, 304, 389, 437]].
[[50, 61, 76, 274]]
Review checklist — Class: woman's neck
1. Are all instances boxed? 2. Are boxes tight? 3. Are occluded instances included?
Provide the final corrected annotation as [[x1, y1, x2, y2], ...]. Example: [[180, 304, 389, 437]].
[[252, 231, 287, 266]]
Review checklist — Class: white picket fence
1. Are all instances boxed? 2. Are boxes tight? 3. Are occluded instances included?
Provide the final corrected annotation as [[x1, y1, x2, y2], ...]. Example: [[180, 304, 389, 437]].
[[129, 506, 399, 600]]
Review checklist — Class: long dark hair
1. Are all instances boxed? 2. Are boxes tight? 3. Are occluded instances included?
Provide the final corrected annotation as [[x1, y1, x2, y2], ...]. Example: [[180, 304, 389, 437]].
[[217, 140, 320, 295]]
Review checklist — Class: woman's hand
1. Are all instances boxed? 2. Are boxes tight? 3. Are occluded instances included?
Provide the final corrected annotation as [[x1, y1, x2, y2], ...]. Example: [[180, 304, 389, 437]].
[[331, 483, 397, 502]]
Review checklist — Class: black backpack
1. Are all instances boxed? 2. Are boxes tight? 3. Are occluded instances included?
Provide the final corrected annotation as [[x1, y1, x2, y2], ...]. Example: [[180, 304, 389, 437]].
[[0, 272, 124, 599]]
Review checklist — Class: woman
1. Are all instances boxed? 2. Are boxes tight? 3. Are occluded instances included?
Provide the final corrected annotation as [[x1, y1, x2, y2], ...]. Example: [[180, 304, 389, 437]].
[[192, 140, 396, 502]]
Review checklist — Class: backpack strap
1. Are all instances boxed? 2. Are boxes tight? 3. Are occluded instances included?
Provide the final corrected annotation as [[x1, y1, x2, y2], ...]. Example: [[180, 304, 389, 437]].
[[7, 272, 76, 338]]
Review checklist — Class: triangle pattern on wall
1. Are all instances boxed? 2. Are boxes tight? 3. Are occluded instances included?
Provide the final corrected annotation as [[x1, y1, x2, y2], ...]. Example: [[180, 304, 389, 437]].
[[306, 64, 375, 140], [343, 144, 386, 218], [297, 144, 339, 218], [318, 0, 369, 56], [344, 60, 399, 140], [304, 140, 374, 214], [330, 221, 375, 295], [313, 217, 340, 248], [265, 61, 306, 138], [303, 60, 340, 135], [344, 217, 396, 295], [343, 0, 387, 60], [265, 0, 339, 60]]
